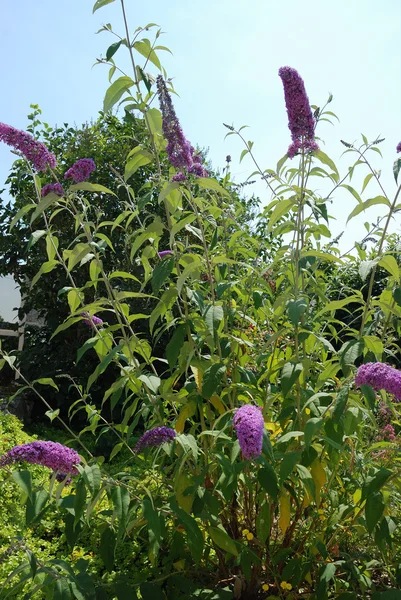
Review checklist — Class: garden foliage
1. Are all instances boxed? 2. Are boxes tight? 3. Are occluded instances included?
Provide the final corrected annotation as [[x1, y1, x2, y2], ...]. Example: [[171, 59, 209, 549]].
[[1, 1, 401, 598]]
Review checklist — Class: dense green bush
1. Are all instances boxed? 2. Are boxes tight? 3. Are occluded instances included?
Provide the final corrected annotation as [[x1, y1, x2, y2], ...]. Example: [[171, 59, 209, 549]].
[[1, 1, 401, 598]]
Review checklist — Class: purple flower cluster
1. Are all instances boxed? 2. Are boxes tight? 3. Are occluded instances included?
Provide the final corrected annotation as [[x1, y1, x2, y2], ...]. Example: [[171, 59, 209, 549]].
[[156, 76, 208, 180], [0, 122, 57, 172], [134, 426, 176, 453], [0, 441, 80, 477], [233, 404, 264, 460], [42, 183, 64, 197], [158, 250, 173, 259], [278, 67, 319, 159], [380, 423, 396, 442], [82, 312, 103, 328], [397, 142, 401, 154], [64, 158, 96, 183], [172, 172, 187, 182], [355, 362, 401, 401]]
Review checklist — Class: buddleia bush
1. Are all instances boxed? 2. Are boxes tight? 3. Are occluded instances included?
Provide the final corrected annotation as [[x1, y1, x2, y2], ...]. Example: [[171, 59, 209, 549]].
[[1, 1, 401, 598]]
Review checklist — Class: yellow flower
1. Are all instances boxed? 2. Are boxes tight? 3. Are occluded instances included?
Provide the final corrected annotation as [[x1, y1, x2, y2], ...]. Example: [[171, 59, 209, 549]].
[[319, 515, 325, 521], [305, 407, 311, 415], [280, 581, 292, 590], [242, 529, 249, 536], [262, 583, 270, 591], [318, 509, 324, 515], [246, 532, 254, 541]]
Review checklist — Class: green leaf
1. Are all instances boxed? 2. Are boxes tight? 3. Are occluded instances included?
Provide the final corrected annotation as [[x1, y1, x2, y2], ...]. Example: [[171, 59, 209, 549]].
[[296, 464, 316, 498], [103, 76, 134, 112], [359, 259, 380, 281], [34, 377, 59, 390], [166, 325, 186, 369], [204, 304, 224, 338], [256, 502, 271, 542], [82, 464, 101, 496], [281, 362, 303, 398], [339, 339, 364, 368], [194, 177, 229, 196], [316, 294, 363, 316], [373, 591, 401, 600], [202, 363, 226, 399], [124, 147, 152, 181], [9, 203, 35, 230], [208, 526, 238, 556], [365, 491, 384, 533], [362, 468, 392, 501], [31, 260, 59, 288], [106, 40, 122, 61], [27, 229, 46, 250], [315, 150, 339, 179], [257, 464, 279, 499], [393, 157, 401, 184], [304, 417, 324, 447], [45, 409, 60, 422], [287, 298, 307, 326], [171, 500, 204, 564], [333, 385, 349, 421], [30, 193, 60, 223], [393, 287, 401, 307], [140, 584, 165, 600], [267, 199, 295, 232], [347, 196, 390, 223], [69, 182, 117, 196], [133, 40, 161, 70], [279, 451, 301, 481], [100, 526, 116, 572], [379, 255, 400, 281], [152, 257, 174, 293], [26, 490, 49, 525], [93, 0, 115, 12], [12, 470, 32, 499], [276, 431, 304, 445]]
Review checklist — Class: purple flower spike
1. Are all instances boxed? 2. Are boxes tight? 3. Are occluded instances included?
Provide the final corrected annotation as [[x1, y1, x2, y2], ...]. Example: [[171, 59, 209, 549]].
[[158, 250, 173, 259], [134, 426, 176, 453], [356, 362, 401, 401], [233, 404, 264, 460], [156, 76, 194, 170], [42, 183, 64, 197], [64, 158, 96, 183], [397, 142, 401, 154], [0, 441, 80, 477], [278, 67, 319, 159], [82, 312, 103, 328], [0, 122, 57, 171]]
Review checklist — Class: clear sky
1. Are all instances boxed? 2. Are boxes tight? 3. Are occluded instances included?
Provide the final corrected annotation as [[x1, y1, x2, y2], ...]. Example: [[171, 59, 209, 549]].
[[1, 0, 401, 321]]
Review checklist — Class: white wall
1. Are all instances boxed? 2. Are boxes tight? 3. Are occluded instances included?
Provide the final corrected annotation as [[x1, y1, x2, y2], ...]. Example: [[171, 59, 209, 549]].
[[0, 276, 20, 322]]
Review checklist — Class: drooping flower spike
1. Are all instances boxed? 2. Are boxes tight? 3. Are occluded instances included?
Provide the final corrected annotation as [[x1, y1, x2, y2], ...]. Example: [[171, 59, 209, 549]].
[[156, 76, 208, 179], [134, 427, 176, 453], [0, 441, 80, 478], [0, 122, 57, 171]]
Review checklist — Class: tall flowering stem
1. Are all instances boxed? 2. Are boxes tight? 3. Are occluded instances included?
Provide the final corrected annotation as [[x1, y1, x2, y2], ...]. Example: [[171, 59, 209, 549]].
[[359, 180, 401, 335], [278, 67, 318, 159], [0, 122, 57, 171]]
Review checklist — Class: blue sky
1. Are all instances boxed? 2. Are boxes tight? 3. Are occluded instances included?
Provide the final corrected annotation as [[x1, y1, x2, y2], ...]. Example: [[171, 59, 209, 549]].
[[1, 0, 401, 320]]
